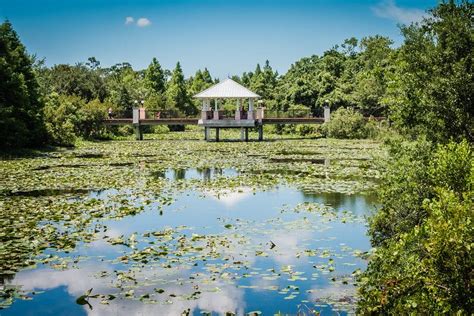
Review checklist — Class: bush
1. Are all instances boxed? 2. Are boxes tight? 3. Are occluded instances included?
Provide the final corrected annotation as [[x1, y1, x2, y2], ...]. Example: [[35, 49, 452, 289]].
[[115, 125, 134, 137], [324, 107, 367, 139], [44, 94, 82, 146], [295, 124, 318, 136], [77, 99, 108, 139], [359, 140, 473, 313], [152, 125, 169, 134], [44, 93, 110, 146], [368, 139, 434, 246]]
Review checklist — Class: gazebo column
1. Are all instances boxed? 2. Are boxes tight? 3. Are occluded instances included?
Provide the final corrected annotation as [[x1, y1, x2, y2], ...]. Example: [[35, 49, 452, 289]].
[[235, 99, 241, 120], [201, 99, 207, 121], [248, 98, 255, 120], [213, 98, 219, 120]]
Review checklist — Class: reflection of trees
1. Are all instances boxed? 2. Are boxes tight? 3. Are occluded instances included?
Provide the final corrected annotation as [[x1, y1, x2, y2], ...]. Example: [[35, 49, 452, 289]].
[[196, 167, 211, 181], [0, 273, 14, 289], [300, 191, 377, 214], [173, 169, 186, 180]]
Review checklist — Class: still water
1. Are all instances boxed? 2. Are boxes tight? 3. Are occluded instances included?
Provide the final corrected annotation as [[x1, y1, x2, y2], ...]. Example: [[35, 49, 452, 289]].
[[2, 168, 376, 315]]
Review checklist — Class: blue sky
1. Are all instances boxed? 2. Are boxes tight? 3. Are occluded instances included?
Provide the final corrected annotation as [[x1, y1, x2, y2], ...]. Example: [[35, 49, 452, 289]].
[[0, 0, 437, 78]]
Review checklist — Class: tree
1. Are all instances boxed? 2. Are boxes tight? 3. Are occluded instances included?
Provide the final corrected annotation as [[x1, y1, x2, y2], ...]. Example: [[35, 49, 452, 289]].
[[44, 63, 107, 102], [166, 62, 192, 115], [386, 0, 474, 142], [0, 21, 46, 148], [144, 57, 165, 94], [352, 36, 394, 116]]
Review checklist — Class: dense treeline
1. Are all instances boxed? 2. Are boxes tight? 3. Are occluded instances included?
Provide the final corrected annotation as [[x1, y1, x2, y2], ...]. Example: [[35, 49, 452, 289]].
[[1, 1, 473, 149], [357, 1, 473, 314], [0, 1, 472, 312]]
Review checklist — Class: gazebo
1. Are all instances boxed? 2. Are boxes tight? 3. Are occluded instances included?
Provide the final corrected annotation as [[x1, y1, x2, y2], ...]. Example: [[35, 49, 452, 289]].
[[194, 78, 264, 141]]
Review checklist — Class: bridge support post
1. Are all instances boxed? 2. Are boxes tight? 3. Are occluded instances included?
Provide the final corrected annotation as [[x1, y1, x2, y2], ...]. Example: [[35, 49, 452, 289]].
[[324, 106, 331, 123], [204, 127, 209, 141], [245, 128, 249, 142], [134, 124, 143, 141], [240, 128, 245, 141], [215, 128, 220, 142], [258, 124, 263, 141]]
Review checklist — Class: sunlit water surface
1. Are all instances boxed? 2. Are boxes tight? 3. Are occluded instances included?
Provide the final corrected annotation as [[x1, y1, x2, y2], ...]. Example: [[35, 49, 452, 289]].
[[2, 167, 376, 316]]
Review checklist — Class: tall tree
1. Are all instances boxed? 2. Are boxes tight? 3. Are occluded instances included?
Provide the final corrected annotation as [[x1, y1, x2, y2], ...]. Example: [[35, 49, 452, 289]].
[[144, 57, 165, 94], [353, 36, 394, 116], [0, 21, 46, 148], [166, 62, 192, 115], [386, 0, 474, 142], [44, 63, 107, 102]]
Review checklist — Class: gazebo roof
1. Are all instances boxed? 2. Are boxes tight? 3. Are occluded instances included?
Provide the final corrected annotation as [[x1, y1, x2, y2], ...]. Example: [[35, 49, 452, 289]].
[[194, 78, 260, 99]]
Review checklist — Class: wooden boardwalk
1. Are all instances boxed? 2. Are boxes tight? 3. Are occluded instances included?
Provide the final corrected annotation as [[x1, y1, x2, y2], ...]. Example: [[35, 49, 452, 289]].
[[104, 114, 385, 141], [104, 117, 332, 126]]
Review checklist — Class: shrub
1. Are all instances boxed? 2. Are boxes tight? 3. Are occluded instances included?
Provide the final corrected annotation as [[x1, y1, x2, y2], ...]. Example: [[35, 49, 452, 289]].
[[295, 124, 318, 136], [152, 125, 169, 134], [359, 140, 473, 313], [324, 107, 367, 139], [77, 99, 108, 139], [44, 93, 111, 146], [44, 93, 83, 146]]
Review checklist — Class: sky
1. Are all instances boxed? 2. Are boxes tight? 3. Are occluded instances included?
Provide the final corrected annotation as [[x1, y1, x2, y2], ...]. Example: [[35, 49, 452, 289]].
[[0, 0, 438, 79]]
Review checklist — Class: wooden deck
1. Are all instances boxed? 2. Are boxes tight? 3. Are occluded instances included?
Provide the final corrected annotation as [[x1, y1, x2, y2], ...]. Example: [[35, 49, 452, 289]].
[[104, 117, 333, 126], [105, 118, 199, 125], [104, 115, 385, 141]]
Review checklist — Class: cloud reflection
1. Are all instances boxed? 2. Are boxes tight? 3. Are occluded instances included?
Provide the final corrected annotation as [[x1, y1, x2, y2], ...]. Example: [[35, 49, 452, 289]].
[[11, 263, 246, 316]]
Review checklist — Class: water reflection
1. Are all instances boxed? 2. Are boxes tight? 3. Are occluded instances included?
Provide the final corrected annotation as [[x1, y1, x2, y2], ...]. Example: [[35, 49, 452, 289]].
[[2, 186, 375, 315], [9, 265, 246, 316], [301, 191, 378, 215], [151, 168, 238, 181]]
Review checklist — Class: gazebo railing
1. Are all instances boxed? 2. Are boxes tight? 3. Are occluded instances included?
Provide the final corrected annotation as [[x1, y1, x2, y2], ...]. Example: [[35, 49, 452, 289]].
[[145, 110, 199, 119]]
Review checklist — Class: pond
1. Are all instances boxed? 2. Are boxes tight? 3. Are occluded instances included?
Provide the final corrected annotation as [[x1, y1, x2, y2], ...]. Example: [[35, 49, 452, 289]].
[[0, 132, 382, 315]]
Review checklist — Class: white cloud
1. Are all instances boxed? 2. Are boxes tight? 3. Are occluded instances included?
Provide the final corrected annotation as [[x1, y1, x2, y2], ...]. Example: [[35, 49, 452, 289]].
[[372, 0, 426, 24], [136, 17, 152, 27], [124, 16, 134, 25]]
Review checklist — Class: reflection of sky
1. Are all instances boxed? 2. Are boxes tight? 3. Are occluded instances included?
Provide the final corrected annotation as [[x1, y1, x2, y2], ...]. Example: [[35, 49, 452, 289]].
[[10, 264, 246, 316], [4, 186, 374, 315]]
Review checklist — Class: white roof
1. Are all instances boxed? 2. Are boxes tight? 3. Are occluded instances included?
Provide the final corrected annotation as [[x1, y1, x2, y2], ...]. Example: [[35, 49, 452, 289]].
[[194, 78, 260, 99]]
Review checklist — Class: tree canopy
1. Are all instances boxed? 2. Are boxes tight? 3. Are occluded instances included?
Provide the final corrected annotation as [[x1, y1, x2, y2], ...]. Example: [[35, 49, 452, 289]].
[[0, 21, 46, 148]]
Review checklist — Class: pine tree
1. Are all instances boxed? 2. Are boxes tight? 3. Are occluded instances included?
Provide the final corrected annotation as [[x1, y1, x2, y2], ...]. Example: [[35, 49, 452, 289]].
[[0, 21, 46, 148], [202, 68, 214, 85], [166, 62, 191, 115], [144, 57, 165, 94]]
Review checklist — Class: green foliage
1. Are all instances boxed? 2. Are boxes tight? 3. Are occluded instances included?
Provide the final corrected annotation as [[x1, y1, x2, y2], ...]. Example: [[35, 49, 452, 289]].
[[44, 94, 82, 146], [0, 21, 46, 149], [353, 36, 394, 116], [42, 63, 107, 102], [76, 99, 108, 139], [294, 124, 318, 137], [44, 94, 109, 146], [368, 139, 434, 246], [187, 68, 214, 111], [144, 57, 165, 94], [386, 0, 473, 142], [360, 140, 473, 313], [287, 104, 311, 117], [166, 62, 194, 115], [324, 107, 367, 139]]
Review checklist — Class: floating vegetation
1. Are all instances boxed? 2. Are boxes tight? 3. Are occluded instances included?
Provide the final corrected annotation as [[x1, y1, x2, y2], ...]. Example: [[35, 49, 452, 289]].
[[0, 131, 382, 314]]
